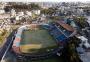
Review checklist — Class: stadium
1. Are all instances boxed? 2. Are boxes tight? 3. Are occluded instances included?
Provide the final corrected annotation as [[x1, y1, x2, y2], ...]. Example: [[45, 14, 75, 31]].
[[12, 23, 75, 60]]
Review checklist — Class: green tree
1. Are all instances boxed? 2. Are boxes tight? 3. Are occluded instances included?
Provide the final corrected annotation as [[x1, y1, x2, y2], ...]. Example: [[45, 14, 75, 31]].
[[41, 7, 57, 16], [74, 16, 89, 28], [28, 3, 40, 10]]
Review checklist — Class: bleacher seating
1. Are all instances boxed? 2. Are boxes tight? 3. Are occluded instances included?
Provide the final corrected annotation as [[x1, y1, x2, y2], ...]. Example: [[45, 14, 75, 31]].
[[49, 25, 68, 45]]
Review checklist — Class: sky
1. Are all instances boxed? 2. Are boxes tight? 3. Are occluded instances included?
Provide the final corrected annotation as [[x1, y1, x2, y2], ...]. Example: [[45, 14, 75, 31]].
[[1, 0, 90, 2]]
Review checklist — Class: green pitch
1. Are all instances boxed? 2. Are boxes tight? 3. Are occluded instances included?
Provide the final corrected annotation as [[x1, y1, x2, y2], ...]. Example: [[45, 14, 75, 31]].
[[20, 28, 58, 54]]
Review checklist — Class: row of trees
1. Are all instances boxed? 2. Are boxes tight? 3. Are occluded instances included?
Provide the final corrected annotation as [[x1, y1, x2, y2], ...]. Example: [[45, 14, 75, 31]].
[[8, 3, 40, 11]]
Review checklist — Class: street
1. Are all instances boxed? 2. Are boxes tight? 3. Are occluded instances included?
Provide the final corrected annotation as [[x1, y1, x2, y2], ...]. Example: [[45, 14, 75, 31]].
[[0, 30, 16, 60]]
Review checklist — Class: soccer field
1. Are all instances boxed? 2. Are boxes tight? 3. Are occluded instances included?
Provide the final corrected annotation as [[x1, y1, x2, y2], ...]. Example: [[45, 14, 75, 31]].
[[20, 28, 58, 54]]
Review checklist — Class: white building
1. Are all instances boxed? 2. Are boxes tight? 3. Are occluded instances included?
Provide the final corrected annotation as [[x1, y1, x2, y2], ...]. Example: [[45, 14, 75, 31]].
[[11, 9, 16, 17], [0, 9, 5, 14], [26, 11, 32, 16], [33, 10, 41, 15]]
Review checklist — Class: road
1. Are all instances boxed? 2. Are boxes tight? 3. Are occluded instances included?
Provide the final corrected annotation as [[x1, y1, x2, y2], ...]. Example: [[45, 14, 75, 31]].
[[0, 30, 16, 60]]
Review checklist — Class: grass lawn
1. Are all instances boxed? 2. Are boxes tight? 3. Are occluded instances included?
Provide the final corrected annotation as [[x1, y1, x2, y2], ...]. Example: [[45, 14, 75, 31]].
[[20, 28, 58, 54]]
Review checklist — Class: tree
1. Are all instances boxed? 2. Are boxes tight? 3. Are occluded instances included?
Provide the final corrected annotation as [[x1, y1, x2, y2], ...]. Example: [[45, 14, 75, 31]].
[[28, 3, 40, 10], [41, 9, 49, 15], [41, 7, 57, 15], [11, 3, 40, 11], [74, 16, 89, 28], [61, 37, 81, 62]]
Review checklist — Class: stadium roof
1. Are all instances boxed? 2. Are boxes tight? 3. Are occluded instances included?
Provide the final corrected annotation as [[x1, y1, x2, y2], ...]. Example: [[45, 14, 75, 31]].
[[56, 21, 75, 32]]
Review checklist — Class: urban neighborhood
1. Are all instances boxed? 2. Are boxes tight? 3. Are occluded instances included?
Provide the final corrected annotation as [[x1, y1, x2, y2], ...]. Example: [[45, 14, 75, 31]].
[[0, 2, 90, 62]]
